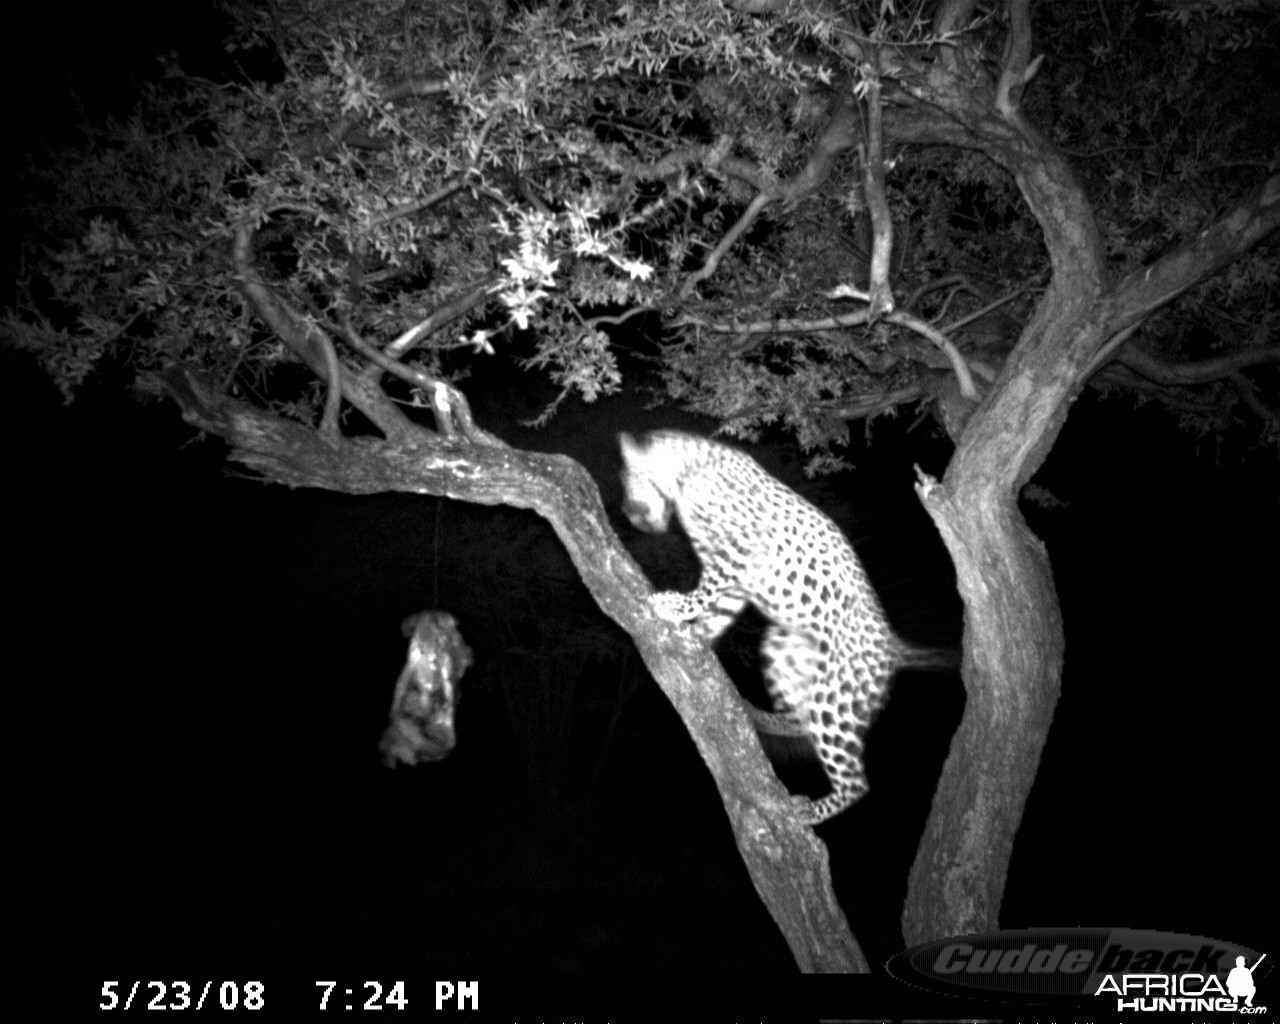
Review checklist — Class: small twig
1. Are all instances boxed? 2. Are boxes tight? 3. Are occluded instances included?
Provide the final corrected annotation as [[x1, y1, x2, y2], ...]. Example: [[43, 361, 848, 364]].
[[884, 310, 979, 399], [316, 326, 343, 443], [385, 278, 502, 360], [680, 192, 772, 299], [859, 70, 895, 317], [1229, 371, 1280, 428], [340, 315, 504, 445], [940, 279, 1038, 333]]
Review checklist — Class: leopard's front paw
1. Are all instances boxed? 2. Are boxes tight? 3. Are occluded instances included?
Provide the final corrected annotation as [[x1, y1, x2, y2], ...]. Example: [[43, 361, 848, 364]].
[[650, 590, 697, 623], [789, 794, 821, 825]]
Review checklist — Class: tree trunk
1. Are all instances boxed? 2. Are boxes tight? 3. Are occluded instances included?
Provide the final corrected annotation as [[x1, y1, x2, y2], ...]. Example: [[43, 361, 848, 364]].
[[896, 168, 1280, 942], [898, 246, 1107, 934], [905, 476, 1063, 941]]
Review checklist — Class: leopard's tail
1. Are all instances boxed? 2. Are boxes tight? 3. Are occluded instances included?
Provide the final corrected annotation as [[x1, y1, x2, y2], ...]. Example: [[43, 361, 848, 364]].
[[892, 639, 962, 674], [743, 703, 810, 738]]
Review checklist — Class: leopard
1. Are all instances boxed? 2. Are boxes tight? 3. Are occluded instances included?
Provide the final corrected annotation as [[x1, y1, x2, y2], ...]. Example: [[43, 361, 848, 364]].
[[619, 429, 949, 824]]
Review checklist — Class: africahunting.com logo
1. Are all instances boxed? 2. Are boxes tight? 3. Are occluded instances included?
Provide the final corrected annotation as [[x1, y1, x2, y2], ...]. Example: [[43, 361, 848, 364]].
[[886, 928, 1269, 1013], [1093, 947, 1266, 1014]]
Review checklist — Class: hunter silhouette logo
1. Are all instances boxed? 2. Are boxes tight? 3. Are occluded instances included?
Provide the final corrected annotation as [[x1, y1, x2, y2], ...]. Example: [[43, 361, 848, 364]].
[[1227, 955, 1264, 1009]]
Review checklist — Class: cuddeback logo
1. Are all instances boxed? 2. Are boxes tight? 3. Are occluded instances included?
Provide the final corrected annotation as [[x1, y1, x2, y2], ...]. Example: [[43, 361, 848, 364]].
[[886, 928, 1269, 1011]]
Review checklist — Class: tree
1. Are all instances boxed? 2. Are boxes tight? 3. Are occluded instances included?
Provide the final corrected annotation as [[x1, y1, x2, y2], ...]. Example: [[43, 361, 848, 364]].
[[7, 0, 1277, 974]]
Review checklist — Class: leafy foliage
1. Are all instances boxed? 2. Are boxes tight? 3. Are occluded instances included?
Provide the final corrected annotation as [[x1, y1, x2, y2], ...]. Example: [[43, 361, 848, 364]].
[[1021, 0, 1279, 443], [5, 0, 1277, 452]]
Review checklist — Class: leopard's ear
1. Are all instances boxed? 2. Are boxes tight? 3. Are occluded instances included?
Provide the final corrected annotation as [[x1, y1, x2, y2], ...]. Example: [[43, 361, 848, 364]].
[[618, 431, 645, 458]]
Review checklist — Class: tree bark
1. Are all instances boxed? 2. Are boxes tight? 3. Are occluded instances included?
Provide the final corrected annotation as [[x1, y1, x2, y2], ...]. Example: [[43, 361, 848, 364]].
[[877, 0, 1106, 934], [898, 165, 1279, 944]]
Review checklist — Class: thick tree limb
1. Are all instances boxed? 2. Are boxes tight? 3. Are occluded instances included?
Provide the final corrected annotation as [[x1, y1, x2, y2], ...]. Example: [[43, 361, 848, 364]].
[[1117, 344, 1280, 386], [1092, 174, 1280, 374], [341, 315, 504, 445], [229, 224, 414, 440], [680, 302, 979, 399], [859, 74, 895, 316], [995, 0, 1042, 119], [885, 311, 979, 398]]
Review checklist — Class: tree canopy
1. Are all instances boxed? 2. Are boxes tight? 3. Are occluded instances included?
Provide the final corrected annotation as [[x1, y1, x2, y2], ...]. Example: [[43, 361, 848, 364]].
[[11, 0, 1275, 455]]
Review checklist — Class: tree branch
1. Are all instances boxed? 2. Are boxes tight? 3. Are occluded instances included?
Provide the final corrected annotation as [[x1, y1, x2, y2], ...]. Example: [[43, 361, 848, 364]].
[[341, 315, 504, 445], [995, 0, 1042, 119], [290, 76, 450, 163], [686, 296, 979, 399], [383, 278, 502, 362], [678, 92, 862, 296], [364, 113, 501, 233], [859, 72, 895, 316], [1117, 344, 1280, 386], [885, 311, 979, 399], [229, 223, 414, 439], [1099, 174, 1280, 353], [680, 192, 771, 299], [1230, 371, 1280, 429]]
